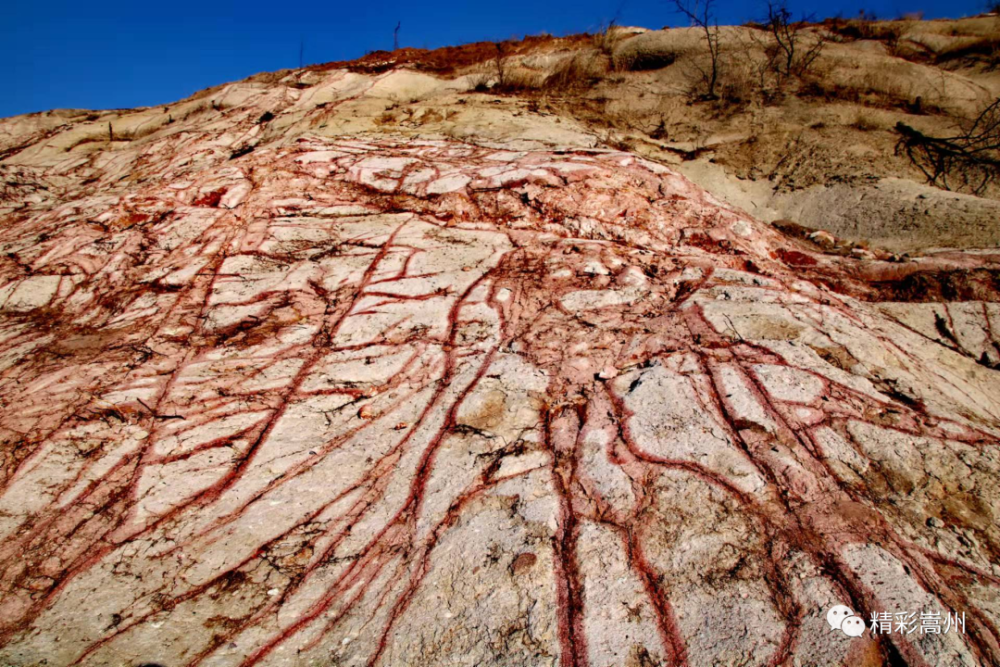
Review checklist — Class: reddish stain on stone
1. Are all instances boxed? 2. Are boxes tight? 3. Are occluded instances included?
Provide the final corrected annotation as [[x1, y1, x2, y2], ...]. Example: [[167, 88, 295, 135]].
[[777, 248, 818, 266], [511, 552, 537, 575], [193, 189, 226, 207]]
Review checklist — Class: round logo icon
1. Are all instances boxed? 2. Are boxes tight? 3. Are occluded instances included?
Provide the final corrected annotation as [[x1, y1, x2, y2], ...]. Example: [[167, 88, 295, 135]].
[[826, 605, 865, 637], [842, 616, 865, 637], [826, 605, 854, 631]]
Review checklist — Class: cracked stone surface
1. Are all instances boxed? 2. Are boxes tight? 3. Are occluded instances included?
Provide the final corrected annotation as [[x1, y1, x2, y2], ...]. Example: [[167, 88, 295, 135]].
[[2, 67, 1000, 667]]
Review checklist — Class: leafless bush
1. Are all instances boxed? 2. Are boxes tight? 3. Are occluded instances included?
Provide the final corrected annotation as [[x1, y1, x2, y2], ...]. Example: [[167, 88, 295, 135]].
[[493, 43, 509, 88], [711, 51, 769, 108], [760, 1, 824, 78], [719, 26, 790, 106], [671, 0, 722, 99], [896, 98, 1000, 194]]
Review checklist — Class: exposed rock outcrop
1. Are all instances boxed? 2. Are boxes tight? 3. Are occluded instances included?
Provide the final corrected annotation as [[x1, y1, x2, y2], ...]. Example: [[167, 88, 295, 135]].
[[1, 58, 1000, 667]]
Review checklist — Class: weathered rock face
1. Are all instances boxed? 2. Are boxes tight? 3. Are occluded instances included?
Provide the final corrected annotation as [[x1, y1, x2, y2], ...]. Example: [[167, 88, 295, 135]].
[[2, 75, 1000, 667]]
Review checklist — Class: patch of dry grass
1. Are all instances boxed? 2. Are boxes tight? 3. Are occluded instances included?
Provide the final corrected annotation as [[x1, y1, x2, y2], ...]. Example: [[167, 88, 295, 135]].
[[545, 53, 609, 89], [850, 107, 887, 130], [494, 65, 549, 92]]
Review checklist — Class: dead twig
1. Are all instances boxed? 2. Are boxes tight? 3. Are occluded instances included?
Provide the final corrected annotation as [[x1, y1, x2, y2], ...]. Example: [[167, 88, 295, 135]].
[[137, 398, 186, 421], [895, 98, 1000, 195]]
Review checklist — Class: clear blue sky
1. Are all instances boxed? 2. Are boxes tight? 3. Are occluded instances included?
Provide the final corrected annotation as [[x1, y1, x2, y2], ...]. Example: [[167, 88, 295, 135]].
[[1, 0, 988, 118]]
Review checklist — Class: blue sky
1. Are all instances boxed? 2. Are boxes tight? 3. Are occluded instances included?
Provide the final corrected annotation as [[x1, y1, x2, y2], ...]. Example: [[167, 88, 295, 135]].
[[1, 0, 988, 118]]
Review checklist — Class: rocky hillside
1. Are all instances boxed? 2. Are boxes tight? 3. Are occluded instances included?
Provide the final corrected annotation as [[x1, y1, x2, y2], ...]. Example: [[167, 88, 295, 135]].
[[1, 18, 1000, 667]]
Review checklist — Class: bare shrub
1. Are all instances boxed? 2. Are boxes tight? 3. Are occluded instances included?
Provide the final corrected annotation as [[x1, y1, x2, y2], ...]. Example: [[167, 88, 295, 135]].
[[760, 1, 824, 78], [714, 52, 767, 108], [896, 98, 1000, 194], [720, 26, 792, 106], [671, 0, 722, 99], [493, 43, 508, 88]]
